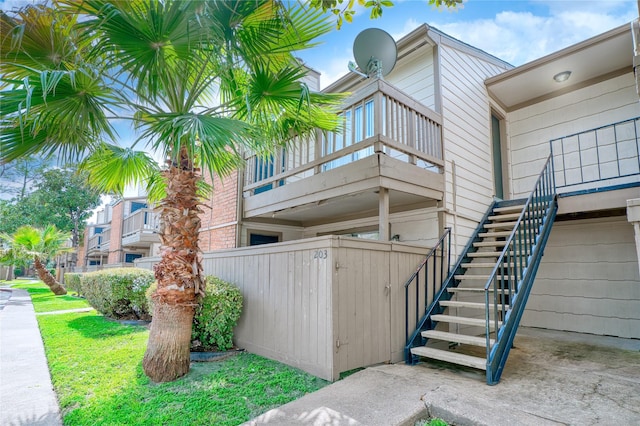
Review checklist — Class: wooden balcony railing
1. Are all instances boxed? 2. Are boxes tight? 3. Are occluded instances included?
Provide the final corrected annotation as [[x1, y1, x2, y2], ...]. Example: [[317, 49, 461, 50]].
[[122, 209, 159, 238], [87, 228, 110, 252], [243, 79, 444, 195]]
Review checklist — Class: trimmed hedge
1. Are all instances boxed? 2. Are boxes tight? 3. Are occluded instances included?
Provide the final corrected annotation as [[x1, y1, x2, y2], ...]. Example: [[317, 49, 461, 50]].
[[146, 276, 243, 351], [81, 268, 155, 320], [64, 273, 83, 296]]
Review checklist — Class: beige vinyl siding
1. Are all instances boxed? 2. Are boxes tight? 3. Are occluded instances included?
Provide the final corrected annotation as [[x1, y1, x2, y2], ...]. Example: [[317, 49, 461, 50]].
[[438, 44, 510, 253], [387, 48, 436, 109], [508, 73, 640, 198], [522, 216, 640, 338]]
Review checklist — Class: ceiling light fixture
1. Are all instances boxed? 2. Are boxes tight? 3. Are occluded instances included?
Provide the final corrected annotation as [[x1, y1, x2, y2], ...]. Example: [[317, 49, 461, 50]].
[[553, 71, 572, 83]]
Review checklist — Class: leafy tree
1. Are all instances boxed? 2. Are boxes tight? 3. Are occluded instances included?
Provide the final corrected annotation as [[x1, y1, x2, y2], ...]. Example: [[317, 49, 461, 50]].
[[311, 0, 462, 29], [0, 198, 34, 235], [0, 166, 101, 265], [0, 225, 72, 295], [29, 167, 101, 269], [1, 1, 340, 382]]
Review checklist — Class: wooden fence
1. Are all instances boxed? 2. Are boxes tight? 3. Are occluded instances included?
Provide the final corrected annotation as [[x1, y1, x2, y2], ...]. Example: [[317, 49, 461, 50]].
[[136, 236, 437, 381]]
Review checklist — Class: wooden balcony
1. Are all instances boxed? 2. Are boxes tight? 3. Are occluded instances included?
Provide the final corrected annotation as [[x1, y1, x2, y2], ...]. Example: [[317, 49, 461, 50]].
[[121, 209, 160, 247], [86, 228, 110, 254], [242, 79, 445, 227]]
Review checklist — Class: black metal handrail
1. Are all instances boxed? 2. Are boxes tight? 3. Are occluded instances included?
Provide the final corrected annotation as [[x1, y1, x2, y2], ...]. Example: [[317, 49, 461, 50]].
[[404, 227, 451, 348], [483, 153, 557, 384], [550, 116, 640, 192]]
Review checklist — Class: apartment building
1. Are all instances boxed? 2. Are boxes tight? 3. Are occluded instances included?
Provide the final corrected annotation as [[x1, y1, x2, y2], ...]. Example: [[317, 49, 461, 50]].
[[77, 196, 160, 271], [135, 23, 639, 383]]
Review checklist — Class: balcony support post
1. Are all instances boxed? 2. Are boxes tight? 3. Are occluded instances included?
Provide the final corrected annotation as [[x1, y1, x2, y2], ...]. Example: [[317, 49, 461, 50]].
[[627, 198, 640, 275], [379, 187, 390, 241]]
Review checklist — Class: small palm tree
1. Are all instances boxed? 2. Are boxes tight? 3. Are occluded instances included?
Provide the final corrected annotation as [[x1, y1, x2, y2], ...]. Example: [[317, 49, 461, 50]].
[[1, 225, 72, 295], [1, 1, 340, 382]]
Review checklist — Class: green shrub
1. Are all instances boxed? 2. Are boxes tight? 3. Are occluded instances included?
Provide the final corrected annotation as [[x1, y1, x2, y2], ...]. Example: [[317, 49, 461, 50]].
[[65, 272, 83, 296], [82, 268, 155, 320], [146, 276, 243, 351], [194, 276, 243, 350]]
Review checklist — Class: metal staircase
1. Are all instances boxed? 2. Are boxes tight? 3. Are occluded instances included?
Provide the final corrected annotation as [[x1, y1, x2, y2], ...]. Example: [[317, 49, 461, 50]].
[[404, 155, 557, 384]]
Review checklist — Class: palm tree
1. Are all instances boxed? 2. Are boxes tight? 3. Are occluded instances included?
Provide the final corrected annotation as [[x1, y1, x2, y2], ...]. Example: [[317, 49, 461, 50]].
[[1, 225, 72, 295], [1, 1, 340, 382]]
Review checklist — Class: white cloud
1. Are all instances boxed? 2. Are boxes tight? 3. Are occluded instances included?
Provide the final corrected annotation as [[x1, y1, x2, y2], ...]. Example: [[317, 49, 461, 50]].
[[390, 17, 422, 41], [430, 4, 637, 66]]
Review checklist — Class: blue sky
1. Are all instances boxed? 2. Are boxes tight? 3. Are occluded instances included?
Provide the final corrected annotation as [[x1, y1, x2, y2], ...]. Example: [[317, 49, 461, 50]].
[[296, 0, 638, 87], [1, 0, 637, 147], [2, 0, 636, 90]]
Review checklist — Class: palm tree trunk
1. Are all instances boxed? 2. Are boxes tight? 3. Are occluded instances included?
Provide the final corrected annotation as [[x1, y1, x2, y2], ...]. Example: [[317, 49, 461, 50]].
[[33, 257, 67, 295], [143, 150, 204, 383]]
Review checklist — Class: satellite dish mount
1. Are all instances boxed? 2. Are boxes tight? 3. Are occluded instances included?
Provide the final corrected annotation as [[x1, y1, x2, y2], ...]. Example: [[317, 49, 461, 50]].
[[350, 28, 397, 79]]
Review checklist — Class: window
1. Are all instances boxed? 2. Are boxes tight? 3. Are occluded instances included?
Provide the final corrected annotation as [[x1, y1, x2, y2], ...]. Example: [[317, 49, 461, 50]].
[[125, 253, 143, 263], [130, 202, 147, 214], [253, 154, 285, 194], [249, 233, 280, 246]]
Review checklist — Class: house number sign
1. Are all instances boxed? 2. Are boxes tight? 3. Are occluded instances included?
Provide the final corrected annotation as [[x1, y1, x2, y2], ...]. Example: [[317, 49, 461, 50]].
[[313, 250, 328, 259]]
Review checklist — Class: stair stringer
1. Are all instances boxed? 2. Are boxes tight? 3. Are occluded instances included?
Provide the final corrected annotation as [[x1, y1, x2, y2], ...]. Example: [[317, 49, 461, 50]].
[[403, 200, 500, 364], [485, 196, 558, 385]]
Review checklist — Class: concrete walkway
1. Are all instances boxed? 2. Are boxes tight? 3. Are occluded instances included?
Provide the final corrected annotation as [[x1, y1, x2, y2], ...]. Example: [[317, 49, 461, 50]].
[[247, 328, 640, 425], [0, 287, 62, 426]]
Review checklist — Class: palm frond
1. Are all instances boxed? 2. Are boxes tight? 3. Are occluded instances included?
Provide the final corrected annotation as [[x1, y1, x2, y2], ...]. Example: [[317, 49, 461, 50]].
[[137, 112, 250, 178], [79, 143, 160, 195], [0, 5, 86, 81], [1, 68, 117, 162]]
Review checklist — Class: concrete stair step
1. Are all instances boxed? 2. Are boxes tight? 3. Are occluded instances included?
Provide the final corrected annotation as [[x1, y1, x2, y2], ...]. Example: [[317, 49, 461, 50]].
[[479, 230, 513, 238], [410, 346, 487, 370], [454, 274, 516, 280], [493, 204, 525, 214], [484, 221, 518, 229], [440, 300, 509, 311], [474, 241, 508, 247], [467, 251, 514, 258], [421, 329, 495, 347], [431, 314, 502, 327], [489, 212, 521, 221], [461, 262, 515, 268], [447, 287, 486, 293]]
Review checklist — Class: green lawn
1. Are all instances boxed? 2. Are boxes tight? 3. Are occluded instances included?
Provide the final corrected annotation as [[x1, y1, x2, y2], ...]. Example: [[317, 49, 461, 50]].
[[10, 281, 91, 313], [21, 281, 329, 425]]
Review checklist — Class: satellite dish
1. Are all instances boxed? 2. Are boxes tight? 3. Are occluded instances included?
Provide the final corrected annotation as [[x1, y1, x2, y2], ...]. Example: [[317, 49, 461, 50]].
[[352, 28, 397, 79]]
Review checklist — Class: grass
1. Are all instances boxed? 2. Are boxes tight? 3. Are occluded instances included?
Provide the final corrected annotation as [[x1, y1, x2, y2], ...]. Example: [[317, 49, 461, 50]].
[[10, 280, 91, 313], [20, 280, 329, 425]]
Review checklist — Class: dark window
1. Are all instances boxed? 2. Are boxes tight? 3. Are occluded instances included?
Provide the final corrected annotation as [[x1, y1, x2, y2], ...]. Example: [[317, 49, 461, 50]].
[[130, 202, 147, 214], [125, 253, 143, 263], [249, 234, 279, 246]]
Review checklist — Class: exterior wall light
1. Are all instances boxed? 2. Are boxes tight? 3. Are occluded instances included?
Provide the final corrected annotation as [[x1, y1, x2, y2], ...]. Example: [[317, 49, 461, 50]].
[[553, 71, 572, 83]]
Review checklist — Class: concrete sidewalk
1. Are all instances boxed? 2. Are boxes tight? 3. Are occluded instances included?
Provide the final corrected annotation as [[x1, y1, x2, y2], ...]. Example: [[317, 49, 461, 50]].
[[247, 328, 640, 425], [0, 287, 62, 426]]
